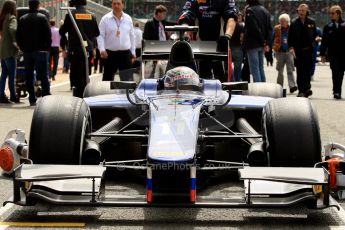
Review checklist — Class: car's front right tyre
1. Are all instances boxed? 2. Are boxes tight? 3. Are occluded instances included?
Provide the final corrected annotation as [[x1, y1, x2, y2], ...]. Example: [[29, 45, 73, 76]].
[[262, 97, 321, 167]]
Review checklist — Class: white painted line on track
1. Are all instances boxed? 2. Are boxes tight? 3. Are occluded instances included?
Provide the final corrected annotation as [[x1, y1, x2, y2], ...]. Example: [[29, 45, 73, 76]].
[[337, 201, 345, 218], [0, 202, 13, 217], [330, 196, 345, 216], [0, 197, 14, 230]]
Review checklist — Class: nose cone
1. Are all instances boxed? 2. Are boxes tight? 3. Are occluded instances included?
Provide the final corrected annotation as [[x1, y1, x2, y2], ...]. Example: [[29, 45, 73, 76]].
[[148, 97, 202, 162]]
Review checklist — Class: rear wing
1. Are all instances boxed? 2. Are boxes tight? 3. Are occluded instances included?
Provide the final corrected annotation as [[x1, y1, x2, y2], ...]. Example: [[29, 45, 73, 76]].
[[142, 40, 227, 61]]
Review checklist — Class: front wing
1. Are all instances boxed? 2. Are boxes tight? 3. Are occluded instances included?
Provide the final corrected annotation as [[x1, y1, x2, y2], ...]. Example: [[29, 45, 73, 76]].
[[4, 164, 338, 210]]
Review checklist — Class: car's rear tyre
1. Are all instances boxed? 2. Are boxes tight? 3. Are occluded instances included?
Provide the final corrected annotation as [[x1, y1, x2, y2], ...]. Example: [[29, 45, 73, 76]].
[[29, 95, 91, 164], [83, 81, 123, 98], [248, 83, 283, 98], [262, 97, 321, 167]]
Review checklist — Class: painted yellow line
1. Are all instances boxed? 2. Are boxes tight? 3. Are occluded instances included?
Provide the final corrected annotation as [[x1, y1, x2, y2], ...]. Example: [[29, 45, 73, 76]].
[[0, 222, 85, 227]]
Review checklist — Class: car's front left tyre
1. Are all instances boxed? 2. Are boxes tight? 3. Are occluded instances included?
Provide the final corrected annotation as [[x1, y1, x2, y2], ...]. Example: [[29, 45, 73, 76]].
[[29, 95, 91, 164]]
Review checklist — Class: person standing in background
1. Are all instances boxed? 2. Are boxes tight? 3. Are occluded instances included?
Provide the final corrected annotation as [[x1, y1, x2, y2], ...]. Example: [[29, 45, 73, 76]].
[[310, 26, 322, 80], [16, 0, 51, 106], [143, 5, 173, 41], [59, 0, 99, 97], [272, 13, 297, 93], [132, 21, 143, 76], [230, 11, 244, 82], [243, 0, 272, 82], [178, 0, 238, 82], [59, 19, 70, 74], [143, 5, 174, 78], [133, 21, 143, 58], [0, 0, 19, 103], [320, 5, 345, 99], [93, 40, 104, 74], [97, 0, 136, 81], [49, 20, 60, 81], [288, 3, 317, 98]]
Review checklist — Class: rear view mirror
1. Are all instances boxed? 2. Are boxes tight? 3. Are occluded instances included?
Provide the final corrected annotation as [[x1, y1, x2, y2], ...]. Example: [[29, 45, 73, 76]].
[[222, 82, 248, 91], [110, 81, 137, 90]]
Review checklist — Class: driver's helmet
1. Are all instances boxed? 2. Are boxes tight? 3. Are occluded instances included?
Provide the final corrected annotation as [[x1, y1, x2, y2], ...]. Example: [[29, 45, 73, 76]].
[[163, 66, 201, 91]]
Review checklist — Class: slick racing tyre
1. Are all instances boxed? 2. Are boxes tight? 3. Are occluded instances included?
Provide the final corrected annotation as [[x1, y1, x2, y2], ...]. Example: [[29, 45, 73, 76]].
[[83, 81, 123, 98], [29, 95, 91, 164], [262, 97, 321, 167], [248, 83, 283, 98]]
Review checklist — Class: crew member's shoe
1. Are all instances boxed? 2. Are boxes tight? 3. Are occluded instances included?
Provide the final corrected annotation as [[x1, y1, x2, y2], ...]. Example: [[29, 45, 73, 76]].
[[334, 93, 341, 99], [0, 95, 11, 103], [290, 86, 298, 94], [297, 92, 304, 97], [304, 89, 313, 98], [10, 97, 20, 103]]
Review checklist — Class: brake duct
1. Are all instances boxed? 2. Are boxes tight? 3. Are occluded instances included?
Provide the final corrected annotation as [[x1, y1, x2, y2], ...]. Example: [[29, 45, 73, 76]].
[[0, 129, 28, 174]]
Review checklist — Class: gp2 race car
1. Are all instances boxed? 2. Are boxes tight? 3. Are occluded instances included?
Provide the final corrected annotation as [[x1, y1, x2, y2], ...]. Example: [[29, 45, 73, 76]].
[[1, 26, 345, 210]]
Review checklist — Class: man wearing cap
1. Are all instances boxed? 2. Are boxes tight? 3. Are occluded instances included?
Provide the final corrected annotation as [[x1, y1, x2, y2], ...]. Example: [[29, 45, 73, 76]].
[[59, 0, 99, 98], [16, 0, 51, 106]]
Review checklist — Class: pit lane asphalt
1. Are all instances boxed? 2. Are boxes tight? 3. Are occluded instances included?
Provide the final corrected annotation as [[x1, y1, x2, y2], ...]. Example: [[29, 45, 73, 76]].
[[1, 64, 345, 229]]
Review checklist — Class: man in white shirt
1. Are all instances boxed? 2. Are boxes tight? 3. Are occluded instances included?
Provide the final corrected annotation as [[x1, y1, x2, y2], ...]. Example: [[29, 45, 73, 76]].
[[97, 0, 136, 81]]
